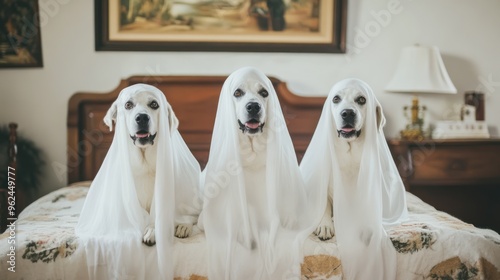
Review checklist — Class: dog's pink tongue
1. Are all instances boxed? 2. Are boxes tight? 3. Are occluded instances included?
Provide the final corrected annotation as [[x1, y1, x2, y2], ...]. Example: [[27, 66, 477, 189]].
[[245, 122, 260, 129], [341, 127, 354, 133], [136, 133, 149, 138]]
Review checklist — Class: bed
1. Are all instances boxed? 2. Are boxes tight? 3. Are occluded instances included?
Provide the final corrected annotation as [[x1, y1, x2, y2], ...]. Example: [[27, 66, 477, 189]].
[[1, 75, 500, 279]]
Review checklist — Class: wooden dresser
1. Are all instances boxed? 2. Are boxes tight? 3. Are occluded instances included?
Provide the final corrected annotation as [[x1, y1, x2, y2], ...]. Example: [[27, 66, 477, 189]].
[[388, 139, 500, 233]]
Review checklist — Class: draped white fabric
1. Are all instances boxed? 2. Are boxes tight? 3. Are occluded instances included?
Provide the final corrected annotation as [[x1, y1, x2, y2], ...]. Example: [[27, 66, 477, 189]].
[[300, 79, 408, 280], [75, 84, 201, 280], [199, 67, 317, 279]]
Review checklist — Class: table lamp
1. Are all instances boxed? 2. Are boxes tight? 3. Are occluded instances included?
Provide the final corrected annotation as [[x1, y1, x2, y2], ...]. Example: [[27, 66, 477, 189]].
[[386, 44, 457, 140]]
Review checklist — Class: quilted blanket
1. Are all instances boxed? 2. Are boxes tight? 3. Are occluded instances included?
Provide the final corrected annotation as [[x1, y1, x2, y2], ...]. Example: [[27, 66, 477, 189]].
[[1, 182, 499, 279]]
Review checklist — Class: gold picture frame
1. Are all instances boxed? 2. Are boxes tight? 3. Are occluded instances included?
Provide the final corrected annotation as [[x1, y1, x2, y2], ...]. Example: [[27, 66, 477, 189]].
[[95, 0, 346, 53]]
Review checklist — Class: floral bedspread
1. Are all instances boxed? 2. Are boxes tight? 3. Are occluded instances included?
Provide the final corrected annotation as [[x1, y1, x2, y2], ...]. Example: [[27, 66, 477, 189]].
[[1, 182, 499, 279]]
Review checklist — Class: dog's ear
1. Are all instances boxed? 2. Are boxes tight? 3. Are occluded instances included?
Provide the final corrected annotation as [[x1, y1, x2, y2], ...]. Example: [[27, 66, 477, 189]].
[[166, 103, 179, 133], [104, 100, 118, 131], [376, 102, 386, 131]]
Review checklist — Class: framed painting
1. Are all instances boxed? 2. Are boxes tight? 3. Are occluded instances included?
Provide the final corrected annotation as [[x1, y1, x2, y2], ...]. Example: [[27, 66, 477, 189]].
[[0, 0, 43, 68], [95, 0, 346, 53]]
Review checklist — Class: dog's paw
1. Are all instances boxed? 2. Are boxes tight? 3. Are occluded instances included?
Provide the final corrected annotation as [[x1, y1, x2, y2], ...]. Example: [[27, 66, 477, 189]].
[[143, 225, 156, 246], [314, 217, 335, 241], [175, 223, 193, 239]]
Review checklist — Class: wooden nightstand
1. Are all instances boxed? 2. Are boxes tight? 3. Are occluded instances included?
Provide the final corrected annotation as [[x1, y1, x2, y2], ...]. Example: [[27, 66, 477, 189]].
[[388, 139, 500, 233]]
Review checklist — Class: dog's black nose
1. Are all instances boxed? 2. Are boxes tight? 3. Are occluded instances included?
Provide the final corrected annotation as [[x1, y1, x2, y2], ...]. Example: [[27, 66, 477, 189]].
[[341, 109, 356, 120], [135, 113, 150, 126], [246, 102, 261, 115]]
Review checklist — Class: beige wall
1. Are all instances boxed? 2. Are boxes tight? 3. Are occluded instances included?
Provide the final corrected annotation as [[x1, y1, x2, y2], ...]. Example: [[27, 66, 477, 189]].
[[1, 0, 499, 195]]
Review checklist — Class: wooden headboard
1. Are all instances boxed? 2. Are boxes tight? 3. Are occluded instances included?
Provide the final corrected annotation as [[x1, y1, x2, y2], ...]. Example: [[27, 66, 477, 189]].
[[67, 76, 325, 184]]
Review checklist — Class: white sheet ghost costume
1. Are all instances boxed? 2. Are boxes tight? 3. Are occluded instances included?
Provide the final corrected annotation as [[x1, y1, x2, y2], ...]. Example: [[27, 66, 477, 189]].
[[75, 84, 202, 279], [199, 67, 316, 279], [300, 79, 408, 280]]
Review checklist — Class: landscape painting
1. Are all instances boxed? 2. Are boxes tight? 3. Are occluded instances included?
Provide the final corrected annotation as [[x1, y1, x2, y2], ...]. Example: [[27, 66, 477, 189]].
[[96, 0, 346, 53]]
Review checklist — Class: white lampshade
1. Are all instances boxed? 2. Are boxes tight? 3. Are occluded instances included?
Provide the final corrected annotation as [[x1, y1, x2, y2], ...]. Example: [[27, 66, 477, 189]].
[[386, 45, 457, 94]]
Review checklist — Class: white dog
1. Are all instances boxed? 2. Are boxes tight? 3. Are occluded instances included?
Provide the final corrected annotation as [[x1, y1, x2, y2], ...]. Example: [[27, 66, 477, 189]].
[[76, 84, 201, 278], [301, 79, 408, 279], [199, 76, 270, 231], [103, 87, 195, 245], [200, 67, 312, 279], [233, 77, 272, 228], [313, 87, 382, 241]]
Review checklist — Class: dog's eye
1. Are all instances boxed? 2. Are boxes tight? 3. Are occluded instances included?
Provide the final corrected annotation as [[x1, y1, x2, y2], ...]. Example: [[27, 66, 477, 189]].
[[258, 89, 269, 98], [234, 89, 244, 98], [356, 96, 366, 105], [125, 101, 134, 110], [149, 101, 159, 110], [332, 96, 341, 104]]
